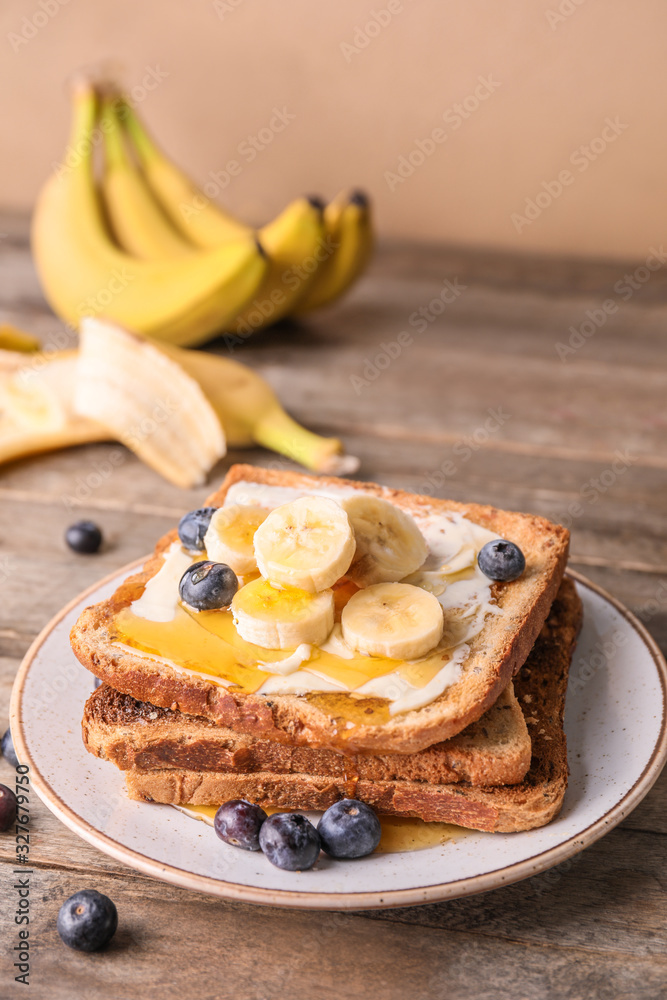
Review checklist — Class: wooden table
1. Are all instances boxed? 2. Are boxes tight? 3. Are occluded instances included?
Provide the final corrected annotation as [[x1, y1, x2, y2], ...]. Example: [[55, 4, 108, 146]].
[[0, 214, 665, 999]]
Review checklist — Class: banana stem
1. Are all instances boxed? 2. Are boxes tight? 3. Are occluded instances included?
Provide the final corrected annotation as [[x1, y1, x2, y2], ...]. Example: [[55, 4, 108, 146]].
[[99, 97, 128, 169], [69, 81, 97, 148], [118, 98, 160, 165], [252, 407, 346, 472]]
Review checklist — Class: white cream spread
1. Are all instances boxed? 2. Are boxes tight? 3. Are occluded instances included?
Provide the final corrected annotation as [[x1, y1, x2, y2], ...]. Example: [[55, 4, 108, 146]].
[[122, 480, 502, 716]]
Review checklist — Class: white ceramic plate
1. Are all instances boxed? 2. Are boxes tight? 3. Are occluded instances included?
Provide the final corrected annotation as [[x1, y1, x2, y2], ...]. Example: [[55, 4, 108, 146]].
[[11, 564, 667, 910]]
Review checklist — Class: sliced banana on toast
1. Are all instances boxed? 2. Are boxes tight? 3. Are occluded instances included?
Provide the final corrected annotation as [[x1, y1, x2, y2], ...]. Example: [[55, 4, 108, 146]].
[[341, 495, 427, 587], [341, 582, 444, 660], [232, 577, 334, 649], [204, 504, 268, 576], [253, 496, 355, 593]]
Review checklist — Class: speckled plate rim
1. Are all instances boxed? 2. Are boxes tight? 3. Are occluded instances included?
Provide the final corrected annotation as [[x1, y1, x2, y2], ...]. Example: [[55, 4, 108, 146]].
[[10, 562, 667, 911]]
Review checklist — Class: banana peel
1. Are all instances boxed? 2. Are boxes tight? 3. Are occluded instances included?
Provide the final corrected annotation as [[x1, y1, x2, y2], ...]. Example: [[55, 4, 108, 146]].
[[0, 349, 109, 464], [0, 319, 359, 486]]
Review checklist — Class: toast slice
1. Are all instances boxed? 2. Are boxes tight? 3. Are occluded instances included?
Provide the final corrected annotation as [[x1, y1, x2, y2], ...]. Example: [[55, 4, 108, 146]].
[[124, 578, 583, 833], [83, 679, 531, 787], [71, 464, 569, 754]]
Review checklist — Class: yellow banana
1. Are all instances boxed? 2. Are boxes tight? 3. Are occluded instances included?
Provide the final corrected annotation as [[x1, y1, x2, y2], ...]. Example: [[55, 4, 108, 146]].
[[117, 99, 373, 319], [0, 325, 41, 353], [31, 82, 268, 347], [98, 96, 193, 260], [119, 97, 252, 245], [295, 190, 374, 313], [229, 196, 326, 336]]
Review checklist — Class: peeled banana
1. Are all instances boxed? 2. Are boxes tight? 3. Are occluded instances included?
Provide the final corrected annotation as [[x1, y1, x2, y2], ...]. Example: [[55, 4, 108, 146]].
[[232, 577, 334, 650], [204, 504, 268, 576], [341, 495, 427, 587], [75, 319, 225, 488], [341, 583, 444, 660], [253, 496, 356, 593], [32, 82, 268, 346]]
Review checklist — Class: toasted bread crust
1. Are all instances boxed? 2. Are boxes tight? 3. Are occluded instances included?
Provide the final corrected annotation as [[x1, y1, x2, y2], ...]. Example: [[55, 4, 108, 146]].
[[124, 578, 583, 832], [71, 465, 569, 754], [82, 681, 530, 787]]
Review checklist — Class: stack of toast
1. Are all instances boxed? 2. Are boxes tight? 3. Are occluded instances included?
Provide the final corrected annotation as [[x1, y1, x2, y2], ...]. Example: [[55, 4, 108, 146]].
[[73, 465, 580, 834]]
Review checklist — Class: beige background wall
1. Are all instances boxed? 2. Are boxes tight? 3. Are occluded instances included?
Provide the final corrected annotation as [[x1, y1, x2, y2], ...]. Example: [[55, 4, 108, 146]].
[[1, 0, 665, 260]]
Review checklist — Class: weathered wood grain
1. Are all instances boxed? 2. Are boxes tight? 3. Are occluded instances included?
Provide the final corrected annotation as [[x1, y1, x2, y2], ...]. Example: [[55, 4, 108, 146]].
[[1, 216, 666, 1000]]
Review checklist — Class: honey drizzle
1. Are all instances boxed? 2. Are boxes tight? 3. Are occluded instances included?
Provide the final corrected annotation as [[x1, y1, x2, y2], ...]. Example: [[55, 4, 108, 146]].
[[173, 803, 467, 854]]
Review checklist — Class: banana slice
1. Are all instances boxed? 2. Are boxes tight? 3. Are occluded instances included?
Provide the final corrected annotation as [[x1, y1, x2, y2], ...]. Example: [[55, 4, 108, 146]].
[[204, 504, 268, 575], [341, 495, 427, 587], [341, 582, 443, 660], [231, 577, 334, 649], [253, 496, 355, 593]]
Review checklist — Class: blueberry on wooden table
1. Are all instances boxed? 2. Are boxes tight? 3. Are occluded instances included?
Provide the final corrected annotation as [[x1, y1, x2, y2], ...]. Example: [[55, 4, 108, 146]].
[[65, 520, 103, 554], [57, 890, 118, 952], [0, 783, 17, 832], [1, 727, 18, 767]]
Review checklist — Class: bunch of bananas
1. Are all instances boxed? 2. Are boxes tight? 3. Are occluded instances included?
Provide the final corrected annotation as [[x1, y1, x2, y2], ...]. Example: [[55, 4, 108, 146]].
[[31, 80, 374, 346]]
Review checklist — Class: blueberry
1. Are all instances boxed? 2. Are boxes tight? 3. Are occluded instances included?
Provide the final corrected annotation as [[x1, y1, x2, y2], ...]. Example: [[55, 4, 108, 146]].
[[57, 889, 118, 952], [179, 560, 238, 611], [1, 728, 18, 768], [0, 783, 17, 832], [477, 539, 526, 582], [65, 520, 103, 554], [317, 799, 381, 859], [178, 507, 217, 551], [214, 799, 267, 851], [258, 813, 321, 871]]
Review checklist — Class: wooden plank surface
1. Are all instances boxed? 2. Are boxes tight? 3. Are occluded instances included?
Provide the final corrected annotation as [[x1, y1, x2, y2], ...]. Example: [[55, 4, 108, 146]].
[[0, 215, 665, 1000]]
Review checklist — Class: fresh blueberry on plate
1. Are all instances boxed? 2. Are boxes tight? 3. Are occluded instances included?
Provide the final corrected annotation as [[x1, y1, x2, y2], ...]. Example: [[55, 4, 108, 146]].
[[214, 799, 267, 851], [179, 561, 238, 611], [0, 783, 18, 832], [317, 799, 382, 859], [1, 728, 18, 768], [57, 890, 118, 952], [178, 508, 217, 551], [65, 520, 103, 554], [477, 539, 525, 582], [258, 813, 321, 871]]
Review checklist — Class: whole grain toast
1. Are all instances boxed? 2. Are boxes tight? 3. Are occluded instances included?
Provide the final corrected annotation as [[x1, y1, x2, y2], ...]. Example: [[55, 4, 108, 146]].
[[124, 577, 583, 833], [71, 464, 569, 754], [83, 679, 531, 787]]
